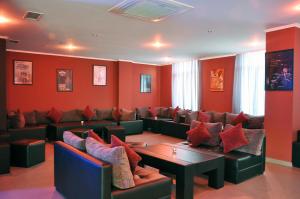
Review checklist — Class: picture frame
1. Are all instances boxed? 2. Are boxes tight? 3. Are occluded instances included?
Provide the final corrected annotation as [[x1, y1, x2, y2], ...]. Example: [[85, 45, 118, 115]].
[[140, 74, 151, 93], [57, 69, 73, 92], [93, 65, 107, 86], [265, 49, 294, 91], [13, 60, 33, 85], [210, 68, 224, 91]]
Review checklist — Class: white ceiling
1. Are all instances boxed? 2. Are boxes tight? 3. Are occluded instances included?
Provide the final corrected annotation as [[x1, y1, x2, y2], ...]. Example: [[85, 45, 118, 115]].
[[1, 0, 300, 65]]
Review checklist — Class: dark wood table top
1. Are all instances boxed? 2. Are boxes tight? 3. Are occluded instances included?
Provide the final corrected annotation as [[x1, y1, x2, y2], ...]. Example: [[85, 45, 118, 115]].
[[134, 143, 223, 166], [70, 128, 92, 133], [104, 125, 125, 131]]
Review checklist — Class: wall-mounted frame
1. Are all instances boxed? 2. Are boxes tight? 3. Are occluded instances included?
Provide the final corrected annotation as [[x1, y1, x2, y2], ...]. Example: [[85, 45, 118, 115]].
[[210, 68, 224, 91], [13, 60, 33, 85], [265, 49, 294, 91], [93, 65, 107, 86], [57, 69, 73, 92], [140, 74, 151, 93]]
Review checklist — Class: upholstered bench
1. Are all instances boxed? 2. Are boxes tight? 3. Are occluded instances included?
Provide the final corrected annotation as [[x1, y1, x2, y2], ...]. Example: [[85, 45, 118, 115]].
[[11, 139, 45, 167]]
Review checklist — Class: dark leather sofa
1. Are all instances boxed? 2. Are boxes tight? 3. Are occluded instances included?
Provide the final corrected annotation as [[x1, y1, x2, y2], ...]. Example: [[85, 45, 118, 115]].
[[54, 141, 172, 199], [142, 110, 266, 184]]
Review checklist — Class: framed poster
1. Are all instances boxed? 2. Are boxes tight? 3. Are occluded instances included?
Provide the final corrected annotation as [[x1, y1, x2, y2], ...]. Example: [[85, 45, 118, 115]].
[[57, 69, 73, 92], [14, 60, 33, 85], [265, 49, 294, 91], [210, 68, 224, 91], [140, 74, 151, 93], [93, 65, 107, 86]]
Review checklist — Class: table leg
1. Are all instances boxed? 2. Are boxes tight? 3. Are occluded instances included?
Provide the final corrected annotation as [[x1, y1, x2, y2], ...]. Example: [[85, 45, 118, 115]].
[[176, 167, 194, 199], [207, 161, 224, 189]]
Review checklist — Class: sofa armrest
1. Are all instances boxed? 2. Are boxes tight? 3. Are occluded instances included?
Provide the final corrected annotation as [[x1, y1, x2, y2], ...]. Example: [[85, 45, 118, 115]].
[[54, 141, 112, 199]]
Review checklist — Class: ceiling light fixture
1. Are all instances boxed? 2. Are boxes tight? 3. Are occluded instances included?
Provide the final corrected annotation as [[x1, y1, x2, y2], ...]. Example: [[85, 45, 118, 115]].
[[152, 41, 163, 48], [294, 4, 300, 11], [65, 43, 77, 51], [0, 15, 10, 24]]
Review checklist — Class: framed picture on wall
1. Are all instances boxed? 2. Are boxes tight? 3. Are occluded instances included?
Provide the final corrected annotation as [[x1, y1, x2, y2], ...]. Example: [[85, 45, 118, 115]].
[[210, 68, 224, 91], [265, 49, 294, 91], [14, 60, 33, 85], [93, 65, 107, 86], [57, 69, 73, 92], [140, 74, 151, 93]]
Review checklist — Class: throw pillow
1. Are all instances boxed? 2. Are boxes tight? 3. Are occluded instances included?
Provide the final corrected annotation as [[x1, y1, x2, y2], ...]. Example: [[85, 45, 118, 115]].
[[186, 122, 212, 147], [24, 111, 37, 126], [35, 111, 51, 124], [190, 120, 222, 146], [112, 107, 121, 121], [224, 124, 265, 155], [47, 107, 62, 123], [148, 107, 157, 117], [247, 115, 264, 129], [220, 123, 249, 153], [63, 131, 86, 151], [211, 111, 226, 124], [88, 130, 105, 144], [111, 135, 142, 172], [86, 137, 135, 189], [120, 109, 136, 121], [185, 111, 198, 124], [135, 107, 149, 119], [171, 106, 180, 120], [61, 109, 83, 122], [95, 109, 113, 120], [232, 112, 248, 125], [198, 111, 212, 123], [8, 110, 26, 129], [83, 106, 95, 121]]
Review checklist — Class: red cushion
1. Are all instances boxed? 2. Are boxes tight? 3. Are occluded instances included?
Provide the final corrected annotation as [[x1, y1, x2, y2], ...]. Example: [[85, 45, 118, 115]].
[[88, 130, 105, 144], [198, 111, 210, 122], [83, 106, 95, 120], [47, 107, 62, 123], [232, 112, 248, 125], [148, 107, 157, 117], [220, 123, 249, 153], [172, 106, 180, 118], [112, 107, 121, 121], [111, 135, 142, 172], [186, 122, 212, 147]]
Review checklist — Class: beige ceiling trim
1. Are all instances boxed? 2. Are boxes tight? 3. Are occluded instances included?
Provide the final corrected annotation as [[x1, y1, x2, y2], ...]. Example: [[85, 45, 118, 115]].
[[118, 59, 159, 66], [199, 53, 237, 61], [265, 23, 300, 32]]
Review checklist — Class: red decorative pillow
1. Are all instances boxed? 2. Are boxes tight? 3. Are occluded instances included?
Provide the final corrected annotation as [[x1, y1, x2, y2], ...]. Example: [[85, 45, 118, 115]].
[[83, 106, 95, 121], [88, 130, 105, 144], [198, 111, 211, 122], [112, 107, 121, 121], [47, 107, 62, 123], [232, 112, 248, 125], [172, 106, 180, 119], [186, 122, 212, 147], [220, 123, 249, 153], [111, 135, 142, 172], [148, 107, 157, 117]]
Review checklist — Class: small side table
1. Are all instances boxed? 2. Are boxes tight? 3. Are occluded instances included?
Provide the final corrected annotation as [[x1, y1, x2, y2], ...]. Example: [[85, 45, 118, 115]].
[[102, 126, 125, 144], [69, 128, 92, 139]]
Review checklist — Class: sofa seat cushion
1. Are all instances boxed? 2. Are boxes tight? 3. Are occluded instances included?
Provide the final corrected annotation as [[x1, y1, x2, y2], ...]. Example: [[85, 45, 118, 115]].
[[111, 166, 171, 199]]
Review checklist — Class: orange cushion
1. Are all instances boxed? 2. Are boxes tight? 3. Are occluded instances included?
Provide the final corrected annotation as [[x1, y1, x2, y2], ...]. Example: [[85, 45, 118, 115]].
[[186, 122, 212, 147]]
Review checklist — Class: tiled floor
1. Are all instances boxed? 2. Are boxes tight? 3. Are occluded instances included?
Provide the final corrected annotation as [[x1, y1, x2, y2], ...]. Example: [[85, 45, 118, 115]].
[[1, 132, 300, 199]]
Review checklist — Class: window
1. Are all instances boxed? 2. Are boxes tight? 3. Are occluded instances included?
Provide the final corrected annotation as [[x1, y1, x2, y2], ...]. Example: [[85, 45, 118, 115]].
[[233, 51, 265, 116], [172, 60, 199, 111]]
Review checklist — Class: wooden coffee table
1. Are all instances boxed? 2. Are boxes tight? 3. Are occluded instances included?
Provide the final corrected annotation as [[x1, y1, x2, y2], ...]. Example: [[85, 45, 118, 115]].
[[133, 143, 224, 199], [69, 128, 92, 139], [102, 126, 126, 143]]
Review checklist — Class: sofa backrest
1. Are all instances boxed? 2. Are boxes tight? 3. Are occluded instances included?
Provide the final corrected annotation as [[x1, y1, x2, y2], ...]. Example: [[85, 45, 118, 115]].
[[54, 141, 112, 199]]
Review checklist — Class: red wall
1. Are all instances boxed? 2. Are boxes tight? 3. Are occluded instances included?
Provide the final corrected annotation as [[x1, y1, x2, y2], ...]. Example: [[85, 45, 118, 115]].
[[6, 52, 161, 112], [265, 27, 300, 161], [201, 56, 235, 112], [160, 65, 172, 107]]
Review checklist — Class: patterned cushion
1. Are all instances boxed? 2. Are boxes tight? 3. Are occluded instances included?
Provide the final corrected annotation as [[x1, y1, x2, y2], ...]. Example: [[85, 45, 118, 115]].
[[63, 131, 86, 151], [247, 115, 264, 129], [86, 137, 135, 189], [225, 124, 265, 155], [24, 111, 37, 126], [82, 106, 95, 121], [95, 109, 113, 120], [185, 111, 198, 124], [186, 122, 212, 147], [198, 111, 212, 122], [190, 120, 222, 146], [61, 109, 82, 122], [136, 107, 149, 119], [225, 112, 239, 124], [7, 110, 25, 129], [174, 109, 188, 123], [158, 107, 170, 118], [211, 111, 226, 124], [120, 109, 136, 121]]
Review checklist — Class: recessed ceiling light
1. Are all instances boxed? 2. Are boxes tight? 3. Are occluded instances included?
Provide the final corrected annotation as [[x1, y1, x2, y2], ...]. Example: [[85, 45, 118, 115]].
[[0, 15, 10, 24], [57, 42, 83, 51], [294, 4, 300, 11], [163, 56, 171, 62], [152, 41, 163, 48], [152, 18, 162, 22]]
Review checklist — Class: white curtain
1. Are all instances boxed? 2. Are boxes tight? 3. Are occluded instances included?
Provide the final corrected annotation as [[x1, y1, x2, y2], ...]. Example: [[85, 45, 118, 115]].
[[233, 51, 265, 116], [172, 60, 199, 111]]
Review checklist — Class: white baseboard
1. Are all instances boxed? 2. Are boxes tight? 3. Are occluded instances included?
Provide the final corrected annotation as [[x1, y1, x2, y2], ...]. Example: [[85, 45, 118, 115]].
[[266, 157, 293, 167]]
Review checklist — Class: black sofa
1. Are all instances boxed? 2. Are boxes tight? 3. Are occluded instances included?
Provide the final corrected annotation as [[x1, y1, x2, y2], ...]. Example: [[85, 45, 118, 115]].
[[54, 141, 172, 199]]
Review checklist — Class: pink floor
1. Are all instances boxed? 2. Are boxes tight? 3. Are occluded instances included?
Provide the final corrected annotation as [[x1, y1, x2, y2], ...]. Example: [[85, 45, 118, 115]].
[[1, 132, 300, 199]]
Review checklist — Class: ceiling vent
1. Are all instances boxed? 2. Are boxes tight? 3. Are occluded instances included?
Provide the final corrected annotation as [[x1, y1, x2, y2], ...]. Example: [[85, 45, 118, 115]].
[[23, 11, 43, 21], [108, 0, 193, 22]]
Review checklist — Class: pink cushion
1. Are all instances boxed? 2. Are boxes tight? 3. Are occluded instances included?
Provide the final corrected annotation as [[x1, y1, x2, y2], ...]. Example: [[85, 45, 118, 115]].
[[220, 123, 249, 153], [83, 106, 95, 120], [186, 122, 212, 147], [111, 135, 142, 172], [88, 130, 105, 144], [47, 107, 62, 123]]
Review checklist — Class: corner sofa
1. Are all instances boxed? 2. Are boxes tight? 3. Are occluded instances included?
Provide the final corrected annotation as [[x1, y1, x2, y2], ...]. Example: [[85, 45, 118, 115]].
[[54, 141, 172, 199], [136, 107, 266, 184]]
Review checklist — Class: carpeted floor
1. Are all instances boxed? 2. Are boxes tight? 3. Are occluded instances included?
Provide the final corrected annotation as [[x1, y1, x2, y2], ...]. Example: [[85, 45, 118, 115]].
[[1, 132, 300, 199]]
